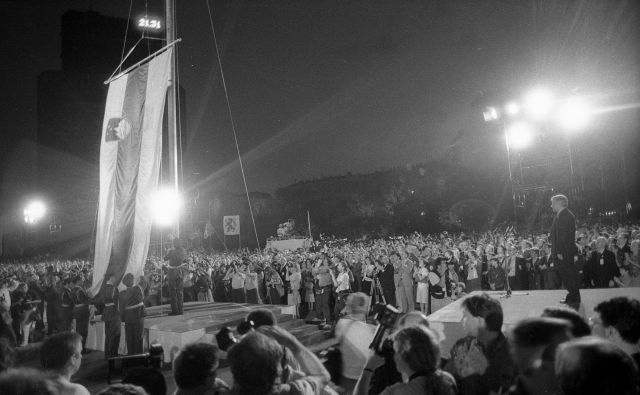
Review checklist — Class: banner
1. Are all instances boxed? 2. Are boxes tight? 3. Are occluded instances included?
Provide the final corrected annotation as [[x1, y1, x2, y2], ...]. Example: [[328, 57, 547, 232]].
[[223, 215, 240, 235], [91, 49, 173, 296]]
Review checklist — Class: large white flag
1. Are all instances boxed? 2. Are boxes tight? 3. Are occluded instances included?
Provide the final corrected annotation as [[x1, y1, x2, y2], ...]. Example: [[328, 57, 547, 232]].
[[223, 215, 240, 235], [91, 49, 173, 295]]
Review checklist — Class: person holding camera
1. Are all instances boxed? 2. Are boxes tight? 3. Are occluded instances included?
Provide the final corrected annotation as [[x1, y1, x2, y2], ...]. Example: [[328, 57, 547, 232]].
[[331, 261, 351, 319], [224, 263, 247, 303], [355, 325, 456, 395]]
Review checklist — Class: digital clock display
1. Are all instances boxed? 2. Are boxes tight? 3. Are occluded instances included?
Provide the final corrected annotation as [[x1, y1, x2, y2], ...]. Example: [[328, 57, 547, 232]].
[[137, 16, 163, 31]]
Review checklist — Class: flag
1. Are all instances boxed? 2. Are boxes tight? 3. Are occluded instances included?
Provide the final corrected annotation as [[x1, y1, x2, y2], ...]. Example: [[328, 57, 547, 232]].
[[223, 215, 240, 235], [91, 49, 173, 295]]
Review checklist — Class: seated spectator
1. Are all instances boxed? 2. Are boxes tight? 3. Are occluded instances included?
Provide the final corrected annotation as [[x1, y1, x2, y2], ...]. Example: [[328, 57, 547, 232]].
[[555, 336, 639, 395], [591, 297, 640, 371], [0, 338, 16, 372], [40, 331, 90, 395], [122, 367, 167, 395], [333, 292, 376, 388], [173, 343, 229, 395], [507, 317, 573, 395], [541, 306, 591, 337], [97, 384, 148, 395], [0, 367, 60, 395], [355, 326, 456, 395], [445, 293, 516, 395], [227, 326, 330, 395], [367, 311, 431, 395]]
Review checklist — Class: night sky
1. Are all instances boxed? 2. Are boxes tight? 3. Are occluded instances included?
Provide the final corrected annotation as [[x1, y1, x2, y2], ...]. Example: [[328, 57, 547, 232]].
[[1, 0, 638, 200]]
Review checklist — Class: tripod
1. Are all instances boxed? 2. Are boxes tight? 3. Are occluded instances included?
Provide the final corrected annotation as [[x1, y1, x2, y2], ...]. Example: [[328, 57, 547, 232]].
[[365, 276, 387, 315]]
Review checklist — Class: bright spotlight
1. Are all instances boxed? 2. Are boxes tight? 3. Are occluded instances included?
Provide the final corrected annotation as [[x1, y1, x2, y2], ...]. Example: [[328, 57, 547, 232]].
[[523, 87, 554, 120], [505, 102, 520, 116], [24, 201, 46, 224], [557, 98, 591, 131], [151, 187, 182, 227], [483, 107, 499, 122], [506, 121, 534, 150]]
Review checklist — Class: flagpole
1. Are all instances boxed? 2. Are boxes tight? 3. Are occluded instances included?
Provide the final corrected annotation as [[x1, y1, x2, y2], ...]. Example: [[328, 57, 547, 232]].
[[307, 210, 312, 239], [166, 0, 180, 238]]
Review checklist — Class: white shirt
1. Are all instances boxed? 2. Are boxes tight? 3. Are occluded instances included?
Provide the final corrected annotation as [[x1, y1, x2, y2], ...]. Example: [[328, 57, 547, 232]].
[[336, 272, 350, 292], [335, 318, 376, 379]]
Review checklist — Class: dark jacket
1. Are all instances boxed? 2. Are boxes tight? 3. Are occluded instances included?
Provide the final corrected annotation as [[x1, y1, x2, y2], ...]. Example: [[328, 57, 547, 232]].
[[550, 208, 577, 264], [584, 249, 619, 288]]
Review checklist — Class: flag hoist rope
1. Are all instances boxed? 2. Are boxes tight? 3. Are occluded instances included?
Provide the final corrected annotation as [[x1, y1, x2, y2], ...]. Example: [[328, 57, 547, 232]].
[[206, 0, 261, 249]]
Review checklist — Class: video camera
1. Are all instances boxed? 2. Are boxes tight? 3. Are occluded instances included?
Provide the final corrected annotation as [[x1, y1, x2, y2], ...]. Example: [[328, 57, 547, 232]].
[[369, 303, 401, 355]]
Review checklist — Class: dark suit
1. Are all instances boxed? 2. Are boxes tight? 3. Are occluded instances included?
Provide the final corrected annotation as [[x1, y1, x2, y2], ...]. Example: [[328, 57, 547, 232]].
[[584, 250, 620, 288], [550, 208, 580, 303], [99, 282, 120, 358], [72, 286, 91, 351], [119, 285, 145, 355]]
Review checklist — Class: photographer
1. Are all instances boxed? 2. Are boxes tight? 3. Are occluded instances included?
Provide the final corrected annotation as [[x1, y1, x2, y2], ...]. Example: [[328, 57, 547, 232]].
[[224, 262, 247, 303], [354, 325, 456, 395], [331, 261, 351, 318]]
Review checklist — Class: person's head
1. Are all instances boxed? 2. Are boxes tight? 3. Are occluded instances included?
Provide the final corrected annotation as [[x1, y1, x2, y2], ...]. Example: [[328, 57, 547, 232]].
[[595, 236, 608, 252], [122, 367, 166, 395], [550, 194, 569, 213], [392, 326, 440, 377], [40, 331, 83, 377], [489, 257, 499, 268], [511, 318, 573, 395], [396, 311, 430, 330], [345, 292, 368, 317], [97, 383, 148, 395], [173, 343, 220, 392], [555, 336, 639, 395], [122, 273, 135, 288], [541, 306, 591, 337], [0, 338, 16, 373], [461, 293, 503, 337], [227, 332, 286, 395], [0, 368, 59, 395], [592, 297, 640, 347], [246, 309, 277, 328]]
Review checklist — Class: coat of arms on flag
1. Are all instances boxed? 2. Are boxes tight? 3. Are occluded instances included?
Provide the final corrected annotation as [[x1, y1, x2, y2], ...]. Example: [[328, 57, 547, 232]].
[[223, 215, 240, 235]]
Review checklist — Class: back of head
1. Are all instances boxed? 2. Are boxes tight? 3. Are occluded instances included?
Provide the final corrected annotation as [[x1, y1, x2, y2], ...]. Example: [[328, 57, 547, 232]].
[[246, 309, 277, 328], [393, 326, 440, 374], [123, 367, 166, 395], [594, 297, 640, 344], [97, 383, 148, 395], [556, 336, 639, 395], [40, 331, 81, 372], [461, 293, 503, 332], [0, 368, 59, 395], [173, 343, 219, 391], [227, 332, 284, 395], [542, 306, 591, 337], [397, 311, 430, 329], [346, 292, 368, 316], [512, 317, 573, 372]]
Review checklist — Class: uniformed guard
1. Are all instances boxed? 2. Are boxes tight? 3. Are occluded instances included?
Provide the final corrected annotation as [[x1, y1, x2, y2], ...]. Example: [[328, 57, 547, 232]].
[[98, 272, 120, 359], [59, 277, 75, 331], [164, 238, 187, 315], [119, 273, 145, 355], [72, 276, 91, 353]]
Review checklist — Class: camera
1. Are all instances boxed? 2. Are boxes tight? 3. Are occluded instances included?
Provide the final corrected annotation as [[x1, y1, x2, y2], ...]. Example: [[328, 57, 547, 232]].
[[369, 303, 401, 354]]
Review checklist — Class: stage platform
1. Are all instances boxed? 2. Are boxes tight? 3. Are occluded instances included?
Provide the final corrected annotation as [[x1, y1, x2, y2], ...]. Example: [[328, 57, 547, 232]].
[[88, 301, 330, 362], [426, 288, 639, 358]]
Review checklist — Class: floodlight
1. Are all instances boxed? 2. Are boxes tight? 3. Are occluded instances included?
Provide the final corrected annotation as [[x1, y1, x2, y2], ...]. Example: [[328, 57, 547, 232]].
[[523, 87, 554, 120], [151, 187, 182, 226], [557, 97, 591, 131], [506, 121, 534, 150], [483, 107, 499, 122], [505, 101, 520, 116], [24, 201, 46, 224]]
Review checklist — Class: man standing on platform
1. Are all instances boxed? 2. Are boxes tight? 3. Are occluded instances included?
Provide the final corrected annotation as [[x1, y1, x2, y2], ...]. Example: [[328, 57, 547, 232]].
[[72, 277, 91, 353], [119, 273, 145, 355], [314, 259, 333, 325], [98, 272, 120, 359], [165, 238, 187, 315], [550, 194, 580, 308]]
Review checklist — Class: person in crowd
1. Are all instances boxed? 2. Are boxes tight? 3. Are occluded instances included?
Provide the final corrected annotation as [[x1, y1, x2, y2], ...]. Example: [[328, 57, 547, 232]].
[[584, 236, 620, 288], [376, 256, 396, 309], [173, 342, 229, 395], [549, 194, 580, 307], [446, 293, 516, 395], [165, 238, 187, 315], [195, 269, 213, 302], [0, 338, 16, 372], [44, 274, 62, 335], [541, 306, 591, 337], [313, 259, 333, 324], [591, 296, 640, 370], [97, 272, 120, 359], [368, 311, 431, 394], [506, 317, 573, 395], [626, 238, 640, 286], [245, 264, 261, 304], [265, 266, 283, 306], [72, 277, 91, 353], [119, 273, 145, 355], [225, 263, 247, 303], [0, 368, 60, 395], [614, 232, 632, 268], [487, 257, 505, 291], [555, 336, 639, 395], [227, 326, 331, 395], [60, 277, 75, 332], [97, 383, 148, 395], [286, 263, 302, 316], [415, 258, 430, 313], [396, 254, 415, 313], [361, 256, 375, 297], [122, 367, 167, 395], [332, 261, 351, 318], [505, 244, 520, 291], [465, 251, 481, 292], [539, 243, 559, 290], [355, 325, 456, 395], [333, 292, 376, 391], [40, 331, 90, 395]]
